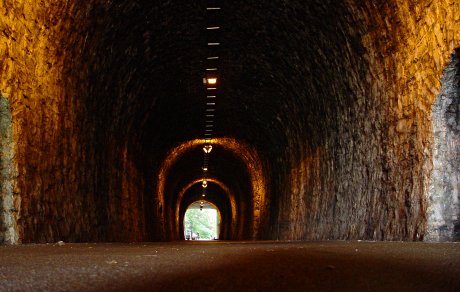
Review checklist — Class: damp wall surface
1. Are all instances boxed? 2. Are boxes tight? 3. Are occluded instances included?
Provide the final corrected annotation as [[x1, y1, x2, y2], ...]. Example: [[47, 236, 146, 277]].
[[261, 0, 460, 240], [0, 95, 17, 244], [428, 49, 460, 241]]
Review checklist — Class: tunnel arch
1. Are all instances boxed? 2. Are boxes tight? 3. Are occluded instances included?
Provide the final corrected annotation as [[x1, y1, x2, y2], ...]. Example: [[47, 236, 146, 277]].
[[175, 178, 238, 240], [156, 138, 268, 240], [0, 0, 459, 244]]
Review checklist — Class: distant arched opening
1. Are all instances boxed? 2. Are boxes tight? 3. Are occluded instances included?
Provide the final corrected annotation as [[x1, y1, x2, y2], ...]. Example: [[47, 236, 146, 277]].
[[183, 201, 221, 240], [156, 138, 268, 241], [176, 178, 240, 240]]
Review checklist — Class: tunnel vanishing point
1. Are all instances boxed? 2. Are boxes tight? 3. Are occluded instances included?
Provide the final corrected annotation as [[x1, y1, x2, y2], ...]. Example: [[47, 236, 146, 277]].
[[0, 0, 459, 245]]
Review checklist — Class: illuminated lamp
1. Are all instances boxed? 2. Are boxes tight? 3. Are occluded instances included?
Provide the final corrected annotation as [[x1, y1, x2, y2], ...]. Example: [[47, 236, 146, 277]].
[[207, 77, 217, 85], [202, 180, 208, 188], [203, 144, 213, 153]]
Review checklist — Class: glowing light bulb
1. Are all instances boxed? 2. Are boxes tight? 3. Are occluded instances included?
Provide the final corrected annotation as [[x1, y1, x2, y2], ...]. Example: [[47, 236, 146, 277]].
[[203, 145, 213, 154], [202, 180, 208, 188], [202, 193, 206, 197], [202, 166, 208, 171], [207, 78, 217, 85]]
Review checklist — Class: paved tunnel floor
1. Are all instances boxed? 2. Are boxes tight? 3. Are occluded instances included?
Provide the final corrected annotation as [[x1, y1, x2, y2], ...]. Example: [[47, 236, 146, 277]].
[[1, 241, 459, 291]]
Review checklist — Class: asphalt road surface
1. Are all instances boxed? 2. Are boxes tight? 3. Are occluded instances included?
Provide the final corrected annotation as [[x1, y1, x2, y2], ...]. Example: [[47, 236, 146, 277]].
[[1, 241, 459, 291]]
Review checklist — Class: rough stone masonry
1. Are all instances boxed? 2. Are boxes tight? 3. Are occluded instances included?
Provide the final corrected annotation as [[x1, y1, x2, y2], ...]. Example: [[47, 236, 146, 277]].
[[0, 0, 459, 243]]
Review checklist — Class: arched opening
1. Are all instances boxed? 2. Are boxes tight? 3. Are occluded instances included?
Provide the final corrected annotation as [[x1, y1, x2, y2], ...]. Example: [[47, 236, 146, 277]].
[[0, 0, 458, 247], [156, 137, 267, 241], [178, 180, 236, 240], [176, 179, 239, 240], [183, 201, 221, 240], [427, 48, 460, 241]]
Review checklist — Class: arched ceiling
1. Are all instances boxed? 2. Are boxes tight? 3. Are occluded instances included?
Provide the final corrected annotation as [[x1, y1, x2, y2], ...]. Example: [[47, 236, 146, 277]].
[[70, 1, 357, 240], [1, 0, 458, 243], [73, 0, 353, 159]]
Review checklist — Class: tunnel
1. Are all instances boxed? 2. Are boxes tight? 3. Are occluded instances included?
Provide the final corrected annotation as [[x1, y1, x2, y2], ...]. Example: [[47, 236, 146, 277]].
[[0, 0, 459, 247]]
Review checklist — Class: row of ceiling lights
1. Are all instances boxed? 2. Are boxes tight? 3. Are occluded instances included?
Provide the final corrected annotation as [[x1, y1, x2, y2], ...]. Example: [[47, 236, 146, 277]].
[[200, 4, 221, 210]]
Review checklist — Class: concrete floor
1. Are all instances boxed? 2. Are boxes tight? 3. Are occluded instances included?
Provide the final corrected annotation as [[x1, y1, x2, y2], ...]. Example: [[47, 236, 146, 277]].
[[0, 241, 459, 291]]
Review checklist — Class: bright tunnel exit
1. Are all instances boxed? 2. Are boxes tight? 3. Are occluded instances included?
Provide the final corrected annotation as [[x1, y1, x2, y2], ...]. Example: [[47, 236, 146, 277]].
[[184, 201, 221, 240]]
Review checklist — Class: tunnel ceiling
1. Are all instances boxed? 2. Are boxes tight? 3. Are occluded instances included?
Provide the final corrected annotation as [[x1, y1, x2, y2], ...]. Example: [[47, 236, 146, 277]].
[[1, 0, 459, 243], [77, 0, 357, 212], [81, 0, 351, 160], [77, 0, 354, 239], [165, 146, 251, 204]]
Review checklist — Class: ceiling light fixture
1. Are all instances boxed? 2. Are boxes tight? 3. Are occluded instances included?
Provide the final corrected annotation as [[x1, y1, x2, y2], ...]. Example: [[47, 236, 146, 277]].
[[203, 144, 213, 153], [198, 4, 222, 193], [207, 78, 217, 85]]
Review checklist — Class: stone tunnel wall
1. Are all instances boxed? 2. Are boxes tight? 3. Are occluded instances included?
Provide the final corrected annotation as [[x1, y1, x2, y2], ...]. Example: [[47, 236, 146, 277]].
[[0, 95, 18, 244], [358, 0, 459, 240], [272, 0, 460, 241], [427, 49, 460, 241], [0, 1, 147, 243], [0, 0, 459, 243]]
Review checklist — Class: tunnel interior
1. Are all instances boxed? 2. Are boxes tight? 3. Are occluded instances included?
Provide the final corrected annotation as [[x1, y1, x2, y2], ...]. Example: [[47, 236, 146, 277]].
[[176, 177, 242, 241], [163, 143, 253, 240], [0, 0, 459, 244]]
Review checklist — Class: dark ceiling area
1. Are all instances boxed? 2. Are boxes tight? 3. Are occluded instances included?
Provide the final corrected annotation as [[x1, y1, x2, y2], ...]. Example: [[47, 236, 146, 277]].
[[74, 0, 360, 240]]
